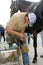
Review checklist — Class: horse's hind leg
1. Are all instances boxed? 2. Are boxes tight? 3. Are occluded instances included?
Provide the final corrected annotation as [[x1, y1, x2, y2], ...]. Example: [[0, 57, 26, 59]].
[[32, 34, 38, 63]]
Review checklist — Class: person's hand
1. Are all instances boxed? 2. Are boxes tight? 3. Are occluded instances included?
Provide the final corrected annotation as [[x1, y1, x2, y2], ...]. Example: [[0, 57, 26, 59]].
[[19, 33, 25, 41]]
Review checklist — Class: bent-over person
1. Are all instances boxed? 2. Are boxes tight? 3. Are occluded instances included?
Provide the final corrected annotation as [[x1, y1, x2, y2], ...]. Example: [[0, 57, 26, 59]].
[[6, 12, 30, 65]]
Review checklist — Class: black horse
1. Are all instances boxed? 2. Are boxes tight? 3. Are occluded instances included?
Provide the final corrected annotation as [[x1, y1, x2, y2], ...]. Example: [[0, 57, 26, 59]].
[[10, 0, 43, 63], [26, 1, 43, 63], [25, 12, 43, 63]]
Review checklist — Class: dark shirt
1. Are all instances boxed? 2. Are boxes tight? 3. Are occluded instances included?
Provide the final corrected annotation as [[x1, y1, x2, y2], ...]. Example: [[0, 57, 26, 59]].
[[0, 27, 5, 35]]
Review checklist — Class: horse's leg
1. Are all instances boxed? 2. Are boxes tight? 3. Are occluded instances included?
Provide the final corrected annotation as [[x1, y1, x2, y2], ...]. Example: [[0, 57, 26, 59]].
[[32, 32, 37, 63]]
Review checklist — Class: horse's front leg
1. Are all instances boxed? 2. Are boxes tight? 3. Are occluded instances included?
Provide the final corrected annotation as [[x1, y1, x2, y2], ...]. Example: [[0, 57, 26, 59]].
[[32, 31, 38, 63]]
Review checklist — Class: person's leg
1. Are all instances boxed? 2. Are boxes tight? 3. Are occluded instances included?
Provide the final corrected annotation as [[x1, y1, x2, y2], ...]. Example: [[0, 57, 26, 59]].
[[2, 33, 5, 42], [0, 35, 1, 42], [40, 31, 43, 58], [22, 52, 30, 65], [22, 33, 30, 65], [0, 32, 1, 42]]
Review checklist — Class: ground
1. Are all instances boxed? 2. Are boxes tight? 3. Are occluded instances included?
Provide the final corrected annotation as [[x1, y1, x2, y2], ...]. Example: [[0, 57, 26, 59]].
[[0, 33, 43, 65]]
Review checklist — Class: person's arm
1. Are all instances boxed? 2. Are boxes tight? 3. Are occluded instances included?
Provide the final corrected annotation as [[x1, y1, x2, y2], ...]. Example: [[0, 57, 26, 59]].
[[6, 26, 25, 41], [6, 26, 20, 36], [21, 28, 26, 33]]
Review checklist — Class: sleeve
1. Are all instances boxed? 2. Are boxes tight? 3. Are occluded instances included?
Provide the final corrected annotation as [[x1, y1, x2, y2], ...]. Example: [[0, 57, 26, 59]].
[[6, 21, 14, 29], [6, 15, 17, 30]]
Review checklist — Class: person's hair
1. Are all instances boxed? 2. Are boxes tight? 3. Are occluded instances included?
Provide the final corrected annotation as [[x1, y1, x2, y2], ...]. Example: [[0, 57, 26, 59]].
[[25, 13, 29, 20], [25, 13, 28, 17]]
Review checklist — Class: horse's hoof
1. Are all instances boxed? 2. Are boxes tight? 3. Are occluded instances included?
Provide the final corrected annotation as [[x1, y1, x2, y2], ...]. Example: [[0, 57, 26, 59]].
[[32, 58, 37, 63], [40, 55, 43, 58]]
